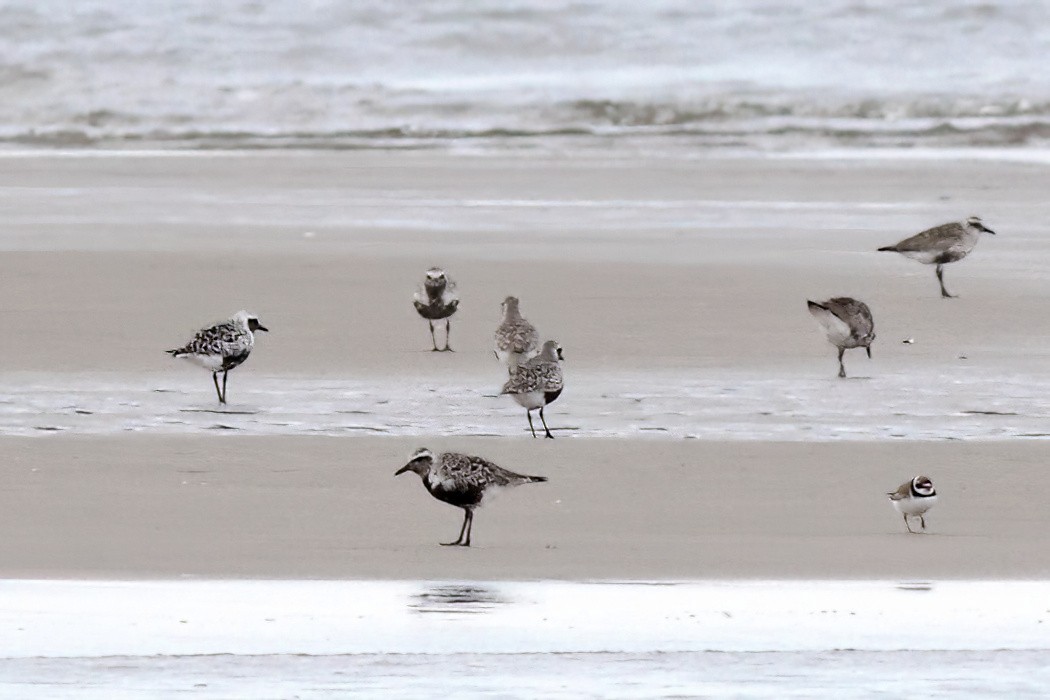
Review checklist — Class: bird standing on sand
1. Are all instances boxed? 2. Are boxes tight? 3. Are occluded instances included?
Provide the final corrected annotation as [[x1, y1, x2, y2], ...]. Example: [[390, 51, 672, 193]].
[[877, 216, 996, 298], [806, 297, 875, 378], [395, 447, 548, 547], [501, 340, 564, 439], [887, 475, 937, 534], [167, 310, 268, 404], [494, 296, 540, 373], [413, 267, 459, 352]]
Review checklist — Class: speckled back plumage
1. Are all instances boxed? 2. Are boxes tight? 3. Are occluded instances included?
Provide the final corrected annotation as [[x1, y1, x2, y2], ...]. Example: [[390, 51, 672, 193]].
[[502, 348, 563, 396], [495, 297, 540, 357], [168, 313, 255, 368], [425, 451, 547, 507]]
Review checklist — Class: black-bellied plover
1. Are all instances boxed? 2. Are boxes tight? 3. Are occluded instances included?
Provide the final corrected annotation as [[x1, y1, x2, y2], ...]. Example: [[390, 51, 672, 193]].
[[395, 447, 548, 547], [500, 340, 564, 439], [877, 216, 996, 298], [806, 297, 875, 378], [887, 475, 937, 534], [494, 295, 540, 373], [413, 267, 459, 352], [166, 310, 268, 404]]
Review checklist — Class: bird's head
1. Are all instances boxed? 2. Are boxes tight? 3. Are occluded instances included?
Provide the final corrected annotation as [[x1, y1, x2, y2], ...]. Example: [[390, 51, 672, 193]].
[[425, 267, 447, 283], [966, 216, 995, 235], [539, 340, 563, 362], [233, 310, 268, 333], [396, 447, 435, 477], [912, 475, 935, 496], [501, 296, 520, 318]]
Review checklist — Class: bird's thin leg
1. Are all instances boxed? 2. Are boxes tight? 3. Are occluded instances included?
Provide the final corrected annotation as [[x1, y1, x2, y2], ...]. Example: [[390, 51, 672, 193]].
[[462, 509, 474, 547], [837, 347, 846, 378], [221, 370, 229, 405], [442, 509, 469, 546], [212, 372, 223, 404], [429, 321, 439, 352], [920, 515, 927, 531], [526, 410, 537, 438], [904, 514, 914, 534], [539, 406, 554, 439], [443, 319, 453, 352], [936, 264, 955, 298]]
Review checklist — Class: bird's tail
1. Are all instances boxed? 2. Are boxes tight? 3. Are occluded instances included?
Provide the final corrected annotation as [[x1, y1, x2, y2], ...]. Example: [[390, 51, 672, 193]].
[[525, 475, 548, 483], [877, 245, 898, 252], [166, 348, 185, 357]]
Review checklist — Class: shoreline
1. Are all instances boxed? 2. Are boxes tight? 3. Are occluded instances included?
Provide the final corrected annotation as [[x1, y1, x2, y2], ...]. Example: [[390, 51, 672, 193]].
[[1, 435, 1048, 581]]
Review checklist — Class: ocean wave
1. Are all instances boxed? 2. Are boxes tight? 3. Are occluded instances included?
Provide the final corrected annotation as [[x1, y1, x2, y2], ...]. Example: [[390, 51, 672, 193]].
[[3, 0, 1048, 151], [6, 103, 1050, 151]]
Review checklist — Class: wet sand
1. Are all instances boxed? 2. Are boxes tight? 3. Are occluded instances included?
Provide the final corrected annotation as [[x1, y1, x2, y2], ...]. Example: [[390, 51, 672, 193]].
[[0, 151, 1049, 580], [0, 436, 1048, 580]]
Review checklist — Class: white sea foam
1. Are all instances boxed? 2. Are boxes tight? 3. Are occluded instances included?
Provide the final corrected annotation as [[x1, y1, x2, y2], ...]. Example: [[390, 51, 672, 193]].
[[0, 579, 1047, 698]]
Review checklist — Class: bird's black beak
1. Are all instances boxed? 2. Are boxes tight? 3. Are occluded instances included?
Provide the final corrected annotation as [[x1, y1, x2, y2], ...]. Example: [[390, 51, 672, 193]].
[[557, 348, 564, 360], [395, 464, 412, 476], [257, 325, 269, 332], [866, 347, 872, 359], [983, 226, 996, 235]]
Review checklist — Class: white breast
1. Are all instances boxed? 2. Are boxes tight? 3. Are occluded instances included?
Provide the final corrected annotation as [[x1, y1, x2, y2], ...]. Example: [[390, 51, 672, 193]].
[[511, 390, 546, 410], [892, 495, 937, 516], [180, 353, 226, 371]]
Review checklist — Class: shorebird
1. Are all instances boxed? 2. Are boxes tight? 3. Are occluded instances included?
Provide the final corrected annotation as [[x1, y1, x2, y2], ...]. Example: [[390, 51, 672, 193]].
[[887, 475, 938, 534], [806, 297, 875, 378], [166, 310, 268, 404], [877, 216, 996, 298], [413, 267, 459, 352], [494, 296, 540, 374], [501, 340, 564, 439], [395, 447, 548, 547]]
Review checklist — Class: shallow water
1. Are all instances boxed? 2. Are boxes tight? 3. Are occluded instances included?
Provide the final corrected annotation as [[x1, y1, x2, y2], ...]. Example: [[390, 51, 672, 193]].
[[0, 579, 1048, 698], [3, 369, 1050, 441], [3, 0, 1050, 151]]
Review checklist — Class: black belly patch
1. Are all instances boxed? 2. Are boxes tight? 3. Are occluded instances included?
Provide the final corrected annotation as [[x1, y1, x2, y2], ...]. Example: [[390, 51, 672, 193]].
[[432, 484, 482, 508], [544, 388, 563, 404], [222, 351, 251, 370], [415, 300, 459, 320]]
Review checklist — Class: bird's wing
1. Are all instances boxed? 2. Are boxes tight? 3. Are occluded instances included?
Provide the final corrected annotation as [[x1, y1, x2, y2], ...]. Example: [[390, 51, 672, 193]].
[[808, 301, 853, 342], [887, 481, 911, 500], [825, 298, 874, 337], [496, 320, 538, 353], [438, 453, 510, 489], [502, 365, 542, 394], [536, 361, 564, 392], [890, 223, 965, 253]]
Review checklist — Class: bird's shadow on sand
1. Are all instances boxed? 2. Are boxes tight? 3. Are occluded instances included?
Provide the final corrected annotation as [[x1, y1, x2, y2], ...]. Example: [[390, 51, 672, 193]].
[[179, 408, 259, 415]]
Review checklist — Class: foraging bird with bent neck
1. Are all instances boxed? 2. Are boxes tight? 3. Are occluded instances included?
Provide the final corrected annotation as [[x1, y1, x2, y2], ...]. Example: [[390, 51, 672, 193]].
[[806, 297, 875, 378]]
